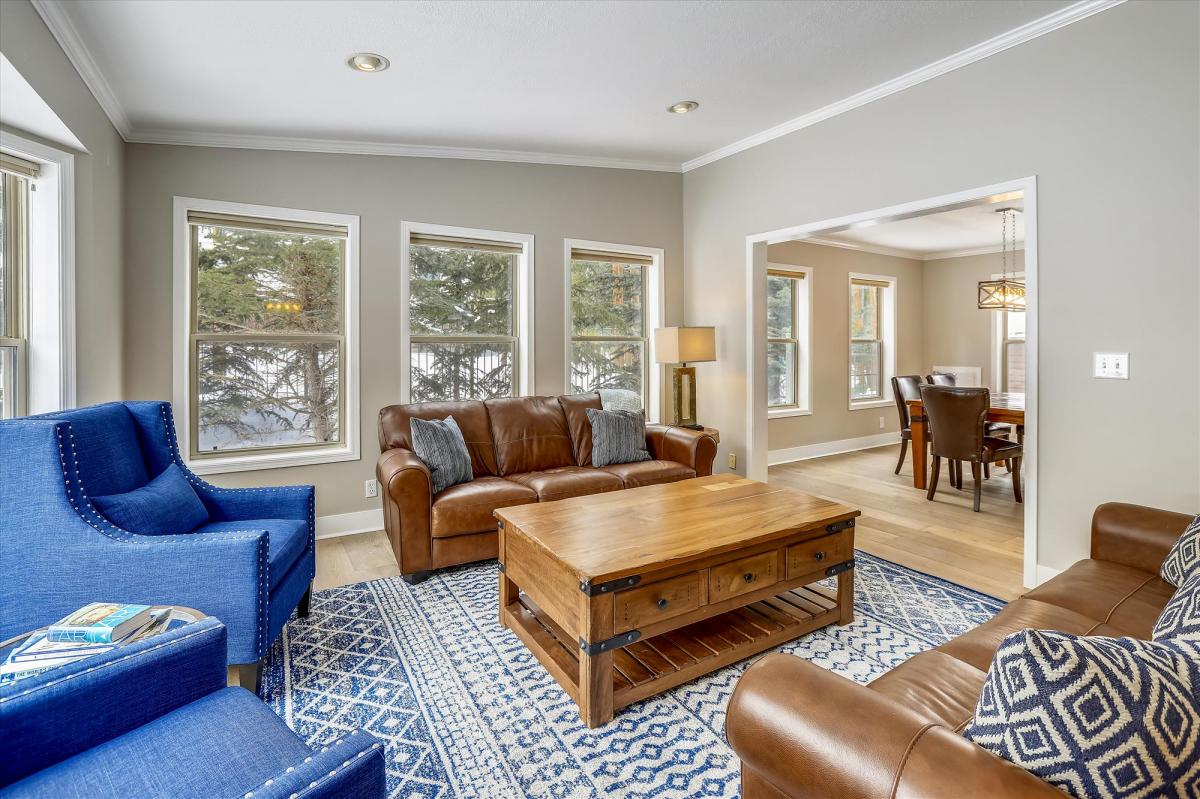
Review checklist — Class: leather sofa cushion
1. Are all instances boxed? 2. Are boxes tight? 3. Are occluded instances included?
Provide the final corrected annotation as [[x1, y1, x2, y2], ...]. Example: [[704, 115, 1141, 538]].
[[430, 477, 537, 539], [935, 598, 1100, 671], [868, 649, 987, 730], [506, 467, 623, 503], [1023, 559, 1173, 638], [601, 460, 696, 488], [485, 396, 576, 475], [378, 401, 497, 477], [558, 393, 603, 466]]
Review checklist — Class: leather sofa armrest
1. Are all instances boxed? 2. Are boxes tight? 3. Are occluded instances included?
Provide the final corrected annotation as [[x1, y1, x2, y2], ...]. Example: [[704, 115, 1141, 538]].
[[727, 653, 1060, 799], [645, 424, 718, 476], [376, 448, 433, 576], [1090, 502, 1194, 575]]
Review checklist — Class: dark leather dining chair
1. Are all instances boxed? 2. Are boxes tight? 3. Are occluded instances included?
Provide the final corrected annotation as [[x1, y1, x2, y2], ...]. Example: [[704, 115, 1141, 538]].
[[926, 372, 956, 387], [919, 385, 1023, 512], [890, 375, 924, 475], [926, 372, 1012, 460]]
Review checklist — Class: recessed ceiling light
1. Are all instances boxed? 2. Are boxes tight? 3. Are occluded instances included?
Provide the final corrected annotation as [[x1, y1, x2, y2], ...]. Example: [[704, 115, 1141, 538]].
[[667, 100, 699, 115], [347, 53, 390, 73]]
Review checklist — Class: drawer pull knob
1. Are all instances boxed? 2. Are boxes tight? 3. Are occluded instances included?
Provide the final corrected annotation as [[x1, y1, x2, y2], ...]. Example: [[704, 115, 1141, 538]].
[[657, 598, 669, 610], [743, 572, 755, 583], [814, 552, 826, 561]]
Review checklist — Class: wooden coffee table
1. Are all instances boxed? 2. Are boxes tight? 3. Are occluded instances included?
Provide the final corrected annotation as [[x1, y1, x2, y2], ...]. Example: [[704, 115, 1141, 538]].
[[495, 474, 860, 727]]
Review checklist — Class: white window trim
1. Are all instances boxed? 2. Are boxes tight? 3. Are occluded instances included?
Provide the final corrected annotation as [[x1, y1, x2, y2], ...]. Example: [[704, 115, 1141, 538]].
[[562, 238, 664, 423], [400, 221, 534, 404], [767, 263, 812, 419], [0, 130, 75, 414], [172, 196, 361, 474], [989, 270, 1027, 392], [847, 271, 896, 410]]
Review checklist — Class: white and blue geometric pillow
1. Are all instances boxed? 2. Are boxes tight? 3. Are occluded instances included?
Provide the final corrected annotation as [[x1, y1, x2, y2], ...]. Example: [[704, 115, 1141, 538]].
[[1161, 515, 1200, 587], [964, 629, 1200, 799], [1154, 571, 1200, 656]]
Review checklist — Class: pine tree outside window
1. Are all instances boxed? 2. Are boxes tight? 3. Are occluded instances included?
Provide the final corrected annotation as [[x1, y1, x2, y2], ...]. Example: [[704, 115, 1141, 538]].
[[849, 279, 884, 401]]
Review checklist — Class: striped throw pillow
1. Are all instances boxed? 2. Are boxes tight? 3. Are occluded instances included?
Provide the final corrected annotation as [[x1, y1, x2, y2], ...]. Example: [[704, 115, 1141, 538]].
[[409, 416, 473, 494], [587, 408, 651, 468]]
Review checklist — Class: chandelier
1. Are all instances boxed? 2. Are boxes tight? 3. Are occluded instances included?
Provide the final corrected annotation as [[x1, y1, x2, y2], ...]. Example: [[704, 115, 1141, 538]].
[[977, 207, 1025, 311]]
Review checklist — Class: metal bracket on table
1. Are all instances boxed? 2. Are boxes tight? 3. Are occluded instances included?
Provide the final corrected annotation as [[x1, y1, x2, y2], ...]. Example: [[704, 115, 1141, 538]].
[[825, 559, 856, 578], [826, 519, 855, 534], [579, 630, 641, 656], [909, 414, 927, 423], [497, 562, 506, 572], [579, 574, 641, 596]]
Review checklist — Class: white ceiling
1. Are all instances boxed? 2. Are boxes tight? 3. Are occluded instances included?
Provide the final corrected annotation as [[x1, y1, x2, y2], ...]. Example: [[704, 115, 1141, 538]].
[[812, 198, 1026, 260], [37, 0, 1093, 170]]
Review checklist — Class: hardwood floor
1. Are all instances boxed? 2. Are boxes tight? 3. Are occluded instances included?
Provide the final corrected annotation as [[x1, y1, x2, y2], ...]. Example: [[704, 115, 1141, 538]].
[[315, 443, 1025, 601]]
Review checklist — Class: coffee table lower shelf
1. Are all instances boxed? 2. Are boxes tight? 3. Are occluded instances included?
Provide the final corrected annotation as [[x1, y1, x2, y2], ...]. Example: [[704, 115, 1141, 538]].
[[504, 583, 843, 713]]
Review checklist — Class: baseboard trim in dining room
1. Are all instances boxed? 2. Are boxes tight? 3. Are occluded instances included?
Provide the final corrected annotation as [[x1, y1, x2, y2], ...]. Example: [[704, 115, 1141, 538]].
[[768, 432, 900, 466]]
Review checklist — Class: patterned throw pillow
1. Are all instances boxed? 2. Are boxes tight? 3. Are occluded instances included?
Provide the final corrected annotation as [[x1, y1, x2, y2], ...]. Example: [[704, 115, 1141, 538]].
[[409, 416, 473, 494], [964, 629, 1200, 798], [598, 388, 643, 413], [587, 408, 651, 468], [1153, 571, 1200, 655], [1161, 515, 1200, 587]]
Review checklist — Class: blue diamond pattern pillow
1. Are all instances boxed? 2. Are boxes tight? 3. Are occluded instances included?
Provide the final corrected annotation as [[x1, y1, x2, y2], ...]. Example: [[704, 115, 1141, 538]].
[[964, 629, 1200, 798], [1154, 571, 1200, 656], [1161, 515, 1200, 587]]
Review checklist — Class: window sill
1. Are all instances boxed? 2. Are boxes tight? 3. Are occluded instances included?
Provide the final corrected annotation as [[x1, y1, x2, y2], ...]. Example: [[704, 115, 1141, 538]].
[[848, 398, 892, 410], [186, 444, 360, 475], [768, 408, 812, 419]]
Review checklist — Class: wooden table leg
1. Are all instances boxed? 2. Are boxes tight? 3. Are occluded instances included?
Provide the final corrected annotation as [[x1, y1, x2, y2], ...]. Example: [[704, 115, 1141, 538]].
[[910, 408, 928, 490], [498, 570, 517, 628], [578, 591, 615, 728], [837, 568, 855, 626]]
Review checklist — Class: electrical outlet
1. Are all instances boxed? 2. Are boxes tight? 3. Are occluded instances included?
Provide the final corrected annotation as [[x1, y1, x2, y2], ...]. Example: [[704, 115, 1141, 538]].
[[727, 452, 737, 470], [364, 478, 378, 498], [879, 416, 885, 430]]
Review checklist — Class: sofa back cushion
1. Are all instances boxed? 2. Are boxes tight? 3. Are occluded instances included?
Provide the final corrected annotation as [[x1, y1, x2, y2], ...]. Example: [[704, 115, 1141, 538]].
[[378, 401, 497, 477], [51, 403, 150, 496], [558, 393, 603, 467], [485, 396, 575, 475]]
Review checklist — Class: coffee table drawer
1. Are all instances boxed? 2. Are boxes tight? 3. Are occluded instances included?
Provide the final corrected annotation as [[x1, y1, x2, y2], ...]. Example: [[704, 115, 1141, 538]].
[[786, 531, 852, 578], [709, 550, 779, 602], [615, 572, 703, 633]]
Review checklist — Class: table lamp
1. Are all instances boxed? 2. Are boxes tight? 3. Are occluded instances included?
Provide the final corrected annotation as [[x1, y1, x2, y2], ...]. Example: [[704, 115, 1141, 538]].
[[654, 326, 716, 429]]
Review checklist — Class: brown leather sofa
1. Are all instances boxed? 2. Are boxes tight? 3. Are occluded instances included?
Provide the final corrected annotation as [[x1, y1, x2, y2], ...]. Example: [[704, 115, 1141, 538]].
[[377, 393, 718, 583], [726, 502, 1193, 799]]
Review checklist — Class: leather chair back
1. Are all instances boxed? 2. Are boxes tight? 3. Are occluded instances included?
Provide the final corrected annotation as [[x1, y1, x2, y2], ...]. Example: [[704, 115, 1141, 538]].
[[377, 401, 498, 477], [485, 396, 576, 475], [927, 372, 957, 386], [920, 385, 988, 462], [891, 375, 923, 431]]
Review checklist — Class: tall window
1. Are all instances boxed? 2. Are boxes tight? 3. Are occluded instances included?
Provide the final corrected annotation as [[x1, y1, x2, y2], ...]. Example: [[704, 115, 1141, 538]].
[[568, 246, 652, 404], [407, 230, 526, 402], [1002, 310, 1026, 392], [178, 200, 359, 471], [0, 154, 35, 419], [767, 269, 804, 409], [849, 278, 885, 401]]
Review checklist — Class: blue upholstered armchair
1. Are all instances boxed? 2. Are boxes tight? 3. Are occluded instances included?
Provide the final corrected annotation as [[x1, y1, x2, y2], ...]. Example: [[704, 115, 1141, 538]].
[[0, 618, 385, 798], [0, 401, 316, 688]]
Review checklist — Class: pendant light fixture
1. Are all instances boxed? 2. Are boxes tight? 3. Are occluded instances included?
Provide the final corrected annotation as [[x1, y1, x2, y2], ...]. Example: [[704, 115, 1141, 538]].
[[977, 207, 1026, 311]]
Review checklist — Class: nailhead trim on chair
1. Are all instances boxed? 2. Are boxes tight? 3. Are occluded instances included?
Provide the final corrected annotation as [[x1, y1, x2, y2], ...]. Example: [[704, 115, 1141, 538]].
[[240, 732, 383, 799]]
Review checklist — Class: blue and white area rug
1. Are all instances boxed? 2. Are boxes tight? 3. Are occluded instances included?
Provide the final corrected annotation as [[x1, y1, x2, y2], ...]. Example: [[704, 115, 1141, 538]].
[[262, 552, 1003, 798]]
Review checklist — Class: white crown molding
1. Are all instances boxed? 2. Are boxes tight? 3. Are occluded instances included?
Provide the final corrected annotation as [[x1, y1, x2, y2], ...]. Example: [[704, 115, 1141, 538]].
[[923, 243, 1026, 261], [31, 0, 132, 137], [681, 0, 1125, 172], [803, 236, 921, 261], [125, 127, 681, 172]]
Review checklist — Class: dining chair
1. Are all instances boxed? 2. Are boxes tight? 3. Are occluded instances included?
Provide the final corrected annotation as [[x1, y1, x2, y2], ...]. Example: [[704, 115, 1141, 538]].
[[919, 385, 1023, 512], [926, 372, 956, 387], [926, 372, 1012, 462], [890, 375, 924, 475]]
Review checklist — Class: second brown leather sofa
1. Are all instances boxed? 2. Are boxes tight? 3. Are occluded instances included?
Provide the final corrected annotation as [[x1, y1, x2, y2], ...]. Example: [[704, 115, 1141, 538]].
[[377, 392, 718, 583]]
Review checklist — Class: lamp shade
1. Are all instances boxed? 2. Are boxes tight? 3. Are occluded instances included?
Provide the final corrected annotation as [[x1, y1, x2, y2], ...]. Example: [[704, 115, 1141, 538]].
[[654, 326, 716, 364]]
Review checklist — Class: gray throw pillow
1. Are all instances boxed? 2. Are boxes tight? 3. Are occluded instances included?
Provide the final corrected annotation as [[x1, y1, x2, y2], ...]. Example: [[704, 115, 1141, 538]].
[[587, 408, 651, 468], [598, 388, 643, 413], [409, 416, 473, 494]]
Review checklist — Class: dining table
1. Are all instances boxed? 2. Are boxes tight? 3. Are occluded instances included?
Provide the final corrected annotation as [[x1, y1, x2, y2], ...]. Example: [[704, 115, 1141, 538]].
[[906, 391, 1024, 489]]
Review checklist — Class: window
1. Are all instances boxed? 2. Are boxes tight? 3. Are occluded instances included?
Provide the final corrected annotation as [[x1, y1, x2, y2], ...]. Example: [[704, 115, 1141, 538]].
[[0, 155, 34, 418], [766, 267, 810, 413], [849, 279, 884, 401], [175, 198, 359, 473], [1002, 309, 1026, 392], [402, 223, 532, 403], [567, 243, 663, 410]]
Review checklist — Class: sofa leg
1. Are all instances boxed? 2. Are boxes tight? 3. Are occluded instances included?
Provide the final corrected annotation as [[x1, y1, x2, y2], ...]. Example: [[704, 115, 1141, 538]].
[[236, 658, 264, 695], [402, 570, 432, 586], [298, 584, 312, 618]]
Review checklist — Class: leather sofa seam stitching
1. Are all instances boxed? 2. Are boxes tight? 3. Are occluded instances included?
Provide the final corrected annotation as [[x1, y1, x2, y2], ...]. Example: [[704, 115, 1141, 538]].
[[889, 722, 939, 799]]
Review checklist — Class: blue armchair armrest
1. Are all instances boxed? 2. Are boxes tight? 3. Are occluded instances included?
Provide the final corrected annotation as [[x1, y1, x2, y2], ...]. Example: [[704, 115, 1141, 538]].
[[0, 617, 227, 787], [243, 730, 387, 799], [194, 482, 315, 528]]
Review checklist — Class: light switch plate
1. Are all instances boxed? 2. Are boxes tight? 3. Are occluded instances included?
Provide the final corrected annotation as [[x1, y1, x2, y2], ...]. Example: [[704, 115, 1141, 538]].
[[1093, 352, 1129, 380]]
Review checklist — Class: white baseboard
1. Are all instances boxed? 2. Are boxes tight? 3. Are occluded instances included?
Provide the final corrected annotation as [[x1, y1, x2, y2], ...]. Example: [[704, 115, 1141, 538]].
[[316, 509, 384, 540], [768, 432, 900, 466], [1034, 564, 1063, 586]]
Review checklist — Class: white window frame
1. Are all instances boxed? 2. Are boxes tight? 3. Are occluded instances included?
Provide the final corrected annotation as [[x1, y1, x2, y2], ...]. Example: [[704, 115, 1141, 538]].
[[847, 272, 896, 410], [172, 196, 361, 474], [400, 221, 534, 404], [990, 271, 1027, 393], [767, 264, 812, 419], [0, 130, 75, 415], [563, 238, 663, 422]]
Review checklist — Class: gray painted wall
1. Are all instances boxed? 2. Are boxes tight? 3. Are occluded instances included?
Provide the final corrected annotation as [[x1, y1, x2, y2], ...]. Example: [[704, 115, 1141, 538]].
[[683, 1, 1199, 572], [122, 144, 683, 516]]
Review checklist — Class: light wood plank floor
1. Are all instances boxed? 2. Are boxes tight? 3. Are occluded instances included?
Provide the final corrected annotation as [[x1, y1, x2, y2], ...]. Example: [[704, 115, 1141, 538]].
[[315, 443, 1025, 601]]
